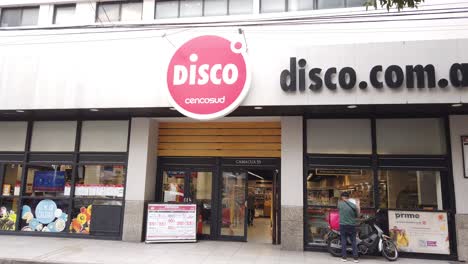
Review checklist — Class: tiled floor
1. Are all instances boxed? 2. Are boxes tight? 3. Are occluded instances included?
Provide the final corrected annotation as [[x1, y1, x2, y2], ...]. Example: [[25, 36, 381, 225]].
[[0, 235, 456, 264], [247, 217, 272, 244]]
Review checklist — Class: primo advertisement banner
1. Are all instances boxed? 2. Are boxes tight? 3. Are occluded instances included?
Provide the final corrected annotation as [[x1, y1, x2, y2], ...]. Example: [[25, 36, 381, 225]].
[[388, 210, 450, 255]]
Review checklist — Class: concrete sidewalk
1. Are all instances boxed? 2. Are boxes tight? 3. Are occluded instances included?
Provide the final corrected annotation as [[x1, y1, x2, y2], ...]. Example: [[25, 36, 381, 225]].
[[0, 236, 458, 264]]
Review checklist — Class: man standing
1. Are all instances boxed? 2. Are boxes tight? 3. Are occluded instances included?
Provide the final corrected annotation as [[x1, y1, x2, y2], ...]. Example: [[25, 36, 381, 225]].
[[338, 192, 359, 263], [247, 191, 255, 226]]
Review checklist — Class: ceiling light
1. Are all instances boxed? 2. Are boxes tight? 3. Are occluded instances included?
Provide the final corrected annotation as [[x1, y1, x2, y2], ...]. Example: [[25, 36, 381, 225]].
[[452, 103, 463, 107], [15, 110, 25, 113], [347, 105, 357, 109], [254, 106, 263, 110], [89, 109, 99, 112], [170, 107, 176, 111], [248, 171, 264, 180]]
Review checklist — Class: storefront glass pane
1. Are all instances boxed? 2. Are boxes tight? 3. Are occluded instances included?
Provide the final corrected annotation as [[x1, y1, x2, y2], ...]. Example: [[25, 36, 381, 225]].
[[220, 171, 246, 237], [307, 119, 372, 154], [70, 199, 122, 236], [80, 121, 129, 152], [318, 0, 345, 9], [2, 164, 23, 196], [155, 1, 179, 18], [21, 8, 39, 26], [190, 171, 212, 235], [0, 198, 19, 231], [204, 0, 228, 16], [20, 199, 69, 232], [24, 165, 72, 197], [376, 118, 446, 155], [229, 0, 253, 15], [378, 170, 443, 210], [30, 121, 77, 152], [288, 0, 314, 11], [162, 171, 185, 202], [0, 122, 27, 151], [180, 0, 203, 17], [306, 207, 332, 245], [261, 0, 286, 13], [306, 168, 374, 208], [75, 165, 125, 198]]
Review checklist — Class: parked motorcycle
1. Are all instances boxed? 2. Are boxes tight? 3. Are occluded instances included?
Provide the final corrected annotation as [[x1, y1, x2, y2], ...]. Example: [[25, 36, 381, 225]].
[[326, 216, 399, 261]]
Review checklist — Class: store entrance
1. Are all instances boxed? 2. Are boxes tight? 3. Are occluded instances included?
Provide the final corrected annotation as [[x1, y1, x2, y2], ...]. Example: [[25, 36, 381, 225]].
[[156, 157, 281, 244]]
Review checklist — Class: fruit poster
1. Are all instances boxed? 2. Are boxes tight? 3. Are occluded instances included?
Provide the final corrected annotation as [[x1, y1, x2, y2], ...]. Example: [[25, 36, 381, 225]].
[[145, 204, 197, 243], [388, 210, 450, 254]]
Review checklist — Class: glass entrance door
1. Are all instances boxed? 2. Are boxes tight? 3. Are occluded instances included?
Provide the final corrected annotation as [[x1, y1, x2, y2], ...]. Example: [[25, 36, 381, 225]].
[[218, 170, 247, 241], [160, 169, 213, 238]]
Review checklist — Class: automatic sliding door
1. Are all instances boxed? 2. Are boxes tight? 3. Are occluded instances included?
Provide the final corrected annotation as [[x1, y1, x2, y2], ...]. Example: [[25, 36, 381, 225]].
[[189, 171, 213, 237], [219, 170, 247, 240]]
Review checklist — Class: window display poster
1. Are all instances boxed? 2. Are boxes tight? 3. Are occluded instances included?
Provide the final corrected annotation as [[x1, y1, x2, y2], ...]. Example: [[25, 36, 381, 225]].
[[145, 204, 197, 243], [388, 210, 450, 255], [33, 171, 65, 192]]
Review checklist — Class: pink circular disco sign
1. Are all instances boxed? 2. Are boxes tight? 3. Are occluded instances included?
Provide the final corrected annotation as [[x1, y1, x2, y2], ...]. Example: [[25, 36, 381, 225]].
[[166, 35, 251, 120]]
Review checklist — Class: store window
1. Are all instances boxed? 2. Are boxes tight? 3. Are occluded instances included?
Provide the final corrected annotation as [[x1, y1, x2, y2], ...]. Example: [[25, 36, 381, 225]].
[[306, 168, 374, 207], [96, 1, 143, 22], [53, 4, 76, 25], [180, 0, 203, 17], [229, 0, 253, 15], [376, 118, 446, 155], [0, 198, 19, 231], [155, 0, 179, 18], [30, 121, 77, 152], [75, 165, 125, 198], [317, 0, 345, 9], [260, 0, 286, 13], [307, 119, 372, 154], [305, 168, 374, 245], [378, 170, 443, 210], [2, 164, 23, 196], [0, 122, 27, 151], [20, 199, 69, 232], [0, 7, 39, 27], [204, 0, 228, 16], [24, 165, 72, 197], [80, 121, 129, 152], [288, 0, 314, 11]]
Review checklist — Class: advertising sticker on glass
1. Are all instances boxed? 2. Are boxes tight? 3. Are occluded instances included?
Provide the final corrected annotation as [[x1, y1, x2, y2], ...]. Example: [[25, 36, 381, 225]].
[[388, 210, 450, 255]]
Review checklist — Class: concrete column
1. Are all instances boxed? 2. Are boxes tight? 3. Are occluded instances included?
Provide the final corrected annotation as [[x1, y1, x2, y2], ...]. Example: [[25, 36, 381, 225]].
[[122, 118, 158, 242], [449, 115, 468, 261], [280, 116, 304, 251], [38, 4, 53, 26]]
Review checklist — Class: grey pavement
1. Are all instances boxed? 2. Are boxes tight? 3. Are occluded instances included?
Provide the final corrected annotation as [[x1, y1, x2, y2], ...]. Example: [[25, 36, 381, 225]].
[[0, 235, 458, 264]]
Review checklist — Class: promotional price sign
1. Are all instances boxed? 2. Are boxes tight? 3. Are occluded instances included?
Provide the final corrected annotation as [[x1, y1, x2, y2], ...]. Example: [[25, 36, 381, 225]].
[[388, 210, 450, 255], [145, 203, 197, 243], [166, 35, 251, 120]]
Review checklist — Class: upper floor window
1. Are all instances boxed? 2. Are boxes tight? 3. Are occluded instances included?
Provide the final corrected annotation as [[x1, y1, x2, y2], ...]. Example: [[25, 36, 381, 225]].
[[96, 1, 143, 22], [53, 4, 76, 25], [155, 0, 253, 19], [0, 6, 39, 27], [261, 0, 366, 13]]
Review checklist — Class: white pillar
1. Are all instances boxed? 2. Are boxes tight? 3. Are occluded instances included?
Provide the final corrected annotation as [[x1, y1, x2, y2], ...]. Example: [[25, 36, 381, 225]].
[[280, 116, 304, 250], [142, 0, 156, 21], [122, 118, 158, 242]]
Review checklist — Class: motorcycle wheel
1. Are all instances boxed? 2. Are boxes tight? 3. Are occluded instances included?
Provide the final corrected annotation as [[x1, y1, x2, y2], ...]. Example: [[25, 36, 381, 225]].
[[382, 240, 398, 261], [327, 238, 343, 257]]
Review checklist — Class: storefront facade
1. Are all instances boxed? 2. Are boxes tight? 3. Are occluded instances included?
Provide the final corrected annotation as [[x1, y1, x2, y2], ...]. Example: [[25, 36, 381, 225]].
[[0, 0, 467, 261]]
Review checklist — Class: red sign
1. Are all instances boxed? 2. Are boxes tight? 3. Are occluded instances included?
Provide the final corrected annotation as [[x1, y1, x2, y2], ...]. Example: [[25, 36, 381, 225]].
[[167, 35, 251, 120]]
